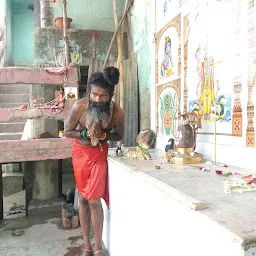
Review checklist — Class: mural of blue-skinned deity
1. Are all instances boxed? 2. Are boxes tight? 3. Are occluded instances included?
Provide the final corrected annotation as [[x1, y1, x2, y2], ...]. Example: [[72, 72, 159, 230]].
[[160, 36, 174, 78]]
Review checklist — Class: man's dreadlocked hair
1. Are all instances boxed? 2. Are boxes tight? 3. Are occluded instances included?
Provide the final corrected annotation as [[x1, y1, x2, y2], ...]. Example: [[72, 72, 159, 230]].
[[87, 67, 120, 98]]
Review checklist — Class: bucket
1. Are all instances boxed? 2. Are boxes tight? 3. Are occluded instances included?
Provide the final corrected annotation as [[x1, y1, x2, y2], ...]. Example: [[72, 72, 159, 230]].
[[55, 17, 72, 29]]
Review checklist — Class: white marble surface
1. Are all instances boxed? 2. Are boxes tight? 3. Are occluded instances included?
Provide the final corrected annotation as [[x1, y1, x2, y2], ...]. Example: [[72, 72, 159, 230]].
[[108, 148, 256, 245]]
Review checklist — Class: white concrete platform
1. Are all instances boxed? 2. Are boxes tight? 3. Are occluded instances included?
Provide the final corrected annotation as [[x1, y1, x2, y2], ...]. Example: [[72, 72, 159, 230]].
[[104, 149, 256, 256]]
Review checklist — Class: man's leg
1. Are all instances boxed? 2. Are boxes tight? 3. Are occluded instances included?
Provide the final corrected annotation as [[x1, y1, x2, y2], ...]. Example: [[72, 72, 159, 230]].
[[79, 193, 92, 255], [89, 199, 104, 255]]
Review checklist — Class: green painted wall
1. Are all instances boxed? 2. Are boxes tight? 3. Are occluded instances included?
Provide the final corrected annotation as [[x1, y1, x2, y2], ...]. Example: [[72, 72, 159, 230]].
[[52, 0, 126, 31], [130, 0, 151, 130], [11, 0, 34, 66]]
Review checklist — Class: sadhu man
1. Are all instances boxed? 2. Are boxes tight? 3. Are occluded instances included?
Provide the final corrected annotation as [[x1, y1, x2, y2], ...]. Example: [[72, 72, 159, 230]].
[[64, 67, 124, 256]]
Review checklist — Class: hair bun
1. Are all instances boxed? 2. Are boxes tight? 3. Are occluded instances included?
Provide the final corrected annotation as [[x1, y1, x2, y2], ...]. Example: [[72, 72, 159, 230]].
[[103, 67, 120, 85]]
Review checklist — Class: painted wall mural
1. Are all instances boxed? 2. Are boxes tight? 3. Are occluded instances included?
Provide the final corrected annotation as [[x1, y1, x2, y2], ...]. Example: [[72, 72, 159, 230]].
[[156, 0, 191, 31], [232, 0, 243, 137], [156, 0, 179, 32], [246, 0, 256, 147], [156, 79, 181, 137], [247, 49, 256, 147], [184, 1, 233, 134], [154, 0, 256, 149], [156, 14, 181, 85]]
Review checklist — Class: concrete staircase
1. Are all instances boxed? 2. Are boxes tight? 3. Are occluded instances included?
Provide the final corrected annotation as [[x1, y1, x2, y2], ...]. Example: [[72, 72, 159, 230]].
[[0, 84, 30, 140]]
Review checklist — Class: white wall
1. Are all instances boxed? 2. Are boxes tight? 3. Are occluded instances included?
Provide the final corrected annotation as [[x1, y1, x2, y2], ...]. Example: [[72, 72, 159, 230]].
[[103, 159, 250, 256], [150, 0, 256, 171]]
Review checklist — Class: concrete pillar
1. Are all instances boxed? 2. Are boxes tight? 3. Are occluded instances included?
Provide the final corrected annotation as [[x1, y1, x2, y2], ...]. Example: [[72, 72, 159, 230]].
[[33, 160, 58, 200], [40, 0, 52, 28], [34, 0, 41, 29], [27, 84, 60, 201]]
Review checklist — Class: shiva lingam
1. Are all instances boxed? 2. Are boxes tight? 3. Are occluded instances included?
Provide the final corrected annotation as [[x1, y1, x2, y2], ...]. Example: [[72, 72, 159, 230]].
[[167, 112, 203, 164], [125, 129, 156, 160]]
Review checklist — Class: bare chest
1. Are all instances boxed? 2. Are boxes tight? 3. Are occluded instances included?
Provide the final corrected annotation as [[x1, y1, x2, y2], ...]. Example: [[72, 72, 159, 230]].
[[78, 114, 115, 131]]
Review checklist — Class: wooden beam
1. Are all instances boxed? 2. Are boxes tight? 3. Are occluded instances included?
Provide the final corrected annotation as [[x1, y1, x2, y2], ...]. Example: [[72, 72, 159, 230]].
[[112, 0, 124, 110], [62, 0, 71, 66], [103, 0, 133, 69]]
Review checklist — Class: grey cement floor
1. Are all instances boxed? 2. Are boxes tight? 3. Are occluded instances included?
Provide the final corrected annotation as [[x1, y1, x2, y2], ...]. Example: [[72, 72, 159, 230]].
[[0, 174, 109, 256]]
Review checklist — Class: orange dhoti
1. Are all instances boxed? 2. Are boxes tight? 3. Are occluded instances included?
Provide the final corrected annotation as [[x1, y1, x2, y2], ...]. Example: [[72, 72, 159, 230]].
[[72, 140, 109, 206]]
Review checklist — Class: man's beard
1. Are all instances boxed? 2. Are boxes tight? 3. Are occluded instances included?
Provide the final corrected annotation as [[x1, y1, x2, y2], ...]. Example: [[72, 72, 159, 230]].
[[86, 99, 111, 125]]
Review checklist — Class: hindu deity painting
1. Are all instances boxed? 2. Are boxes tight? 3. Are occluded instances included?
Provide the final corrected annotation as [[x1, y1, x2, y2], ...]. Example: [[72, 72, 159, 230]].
[[156, 79, 181, 137], [187, 43, 232, 126], [184, 1, 233, 133], [156, 0, 179, 32], [156, 14, 181, 84], [160, 36, 174, 78]]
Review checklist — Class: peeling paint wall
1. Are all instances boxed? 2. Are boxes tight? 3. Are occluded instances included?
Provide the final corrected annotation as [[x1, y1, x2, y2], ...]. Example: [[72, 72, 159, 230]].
[[51, 0, 126, 32], [33, 28, 126, 66], [130, 0, 151, 130]]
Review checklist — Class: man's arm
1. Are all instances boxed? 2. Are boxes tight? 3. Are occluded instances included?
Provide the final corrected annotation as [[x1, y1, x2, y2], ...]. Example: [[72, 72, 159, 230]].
[[107, 121, 125, 141], [64, 102, 84, 139]]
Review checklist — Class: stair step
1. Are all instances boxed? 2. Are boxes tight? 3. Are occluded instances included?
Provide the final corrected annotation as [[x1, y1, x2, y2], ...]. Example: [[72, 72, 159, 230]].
[[0, 103, 28, 108], [0, 84, 30, 94], [0, 122, 26, 133], [0, 94, 29, 103], [0, 132, 22, 140]]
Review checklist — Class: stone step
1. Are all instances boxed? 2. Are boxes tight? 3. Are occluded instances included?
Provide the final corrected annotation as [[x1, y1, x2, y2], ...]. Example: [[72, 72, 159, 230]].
[[0, 94, 29, 103], [0, 84, 30, 94], [0, 122, 26, 133], [0, 103, 26, 108], [0, 132, 22, 140]]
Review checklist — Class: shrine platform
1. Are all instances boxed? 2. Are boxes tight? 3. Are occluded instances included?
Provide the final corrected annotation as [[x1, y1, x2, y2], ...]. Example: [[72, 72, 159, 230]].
[[104, 149, 256, 256]]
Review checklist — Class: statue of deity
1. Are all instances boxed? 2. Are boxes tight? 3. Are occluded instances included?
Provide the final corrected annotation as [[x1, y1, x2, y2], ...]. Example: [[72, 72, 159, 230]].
[[167, 112, 203, 164]]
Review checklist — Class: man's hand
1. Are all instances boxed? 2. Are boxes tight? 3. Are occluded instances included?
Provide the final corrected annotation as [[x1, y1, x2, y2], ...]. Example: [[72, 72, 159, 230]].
[[88, 123, 104, 139]]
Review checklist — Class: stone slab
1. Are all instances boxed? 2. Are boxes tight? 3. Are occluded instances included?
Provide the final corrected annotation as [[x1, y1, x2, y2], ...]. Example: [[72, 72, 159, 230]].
[[0, 138, 72, 163], [0, 66, 78, 87], [0, 100, 75, 122]]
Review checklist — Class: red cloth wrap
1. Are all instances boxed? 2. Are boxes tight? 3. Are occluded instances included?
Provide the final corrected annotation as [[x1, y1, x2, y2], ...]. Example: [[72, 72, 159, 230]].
[[72, 140, 109, 206]]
